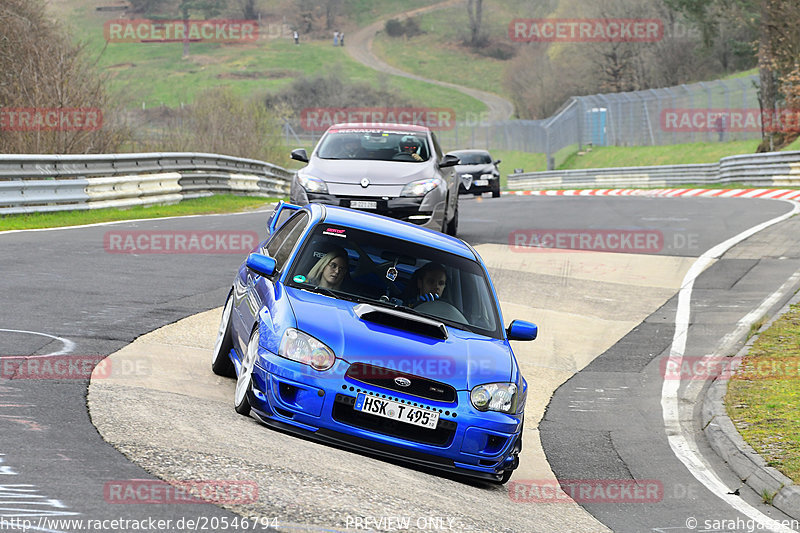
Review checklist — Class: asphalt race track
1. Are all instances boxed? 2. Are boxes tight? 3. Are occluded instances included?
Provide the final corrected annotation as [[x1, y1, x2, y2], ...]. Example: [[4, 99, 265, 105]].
[[2, 195, 799, 532]]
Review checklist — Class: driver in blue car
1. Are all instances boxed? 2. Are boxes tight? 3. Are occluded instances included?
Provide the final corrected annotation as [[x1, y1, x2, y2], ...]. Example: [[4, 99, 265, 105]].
[[407, 262, 446, 307]]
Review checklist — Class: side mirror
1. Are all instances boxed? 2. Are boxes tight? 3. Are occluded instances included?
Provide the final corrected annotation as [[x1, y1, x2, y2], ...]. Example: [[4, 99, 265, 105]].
[[507, 320, 537, 341], [493, 159, 501, 166], [246, 253, 277, 277], [290, 148, 309, 163], [439, 154, 459, 168]]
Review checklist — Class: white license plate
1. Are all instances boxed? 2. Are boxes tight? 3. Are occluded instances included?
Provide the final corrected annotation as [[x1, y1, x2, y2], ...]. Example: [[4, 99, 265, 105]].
[[355, 393, 439, 429], [474, 179, 489, 186], [351, 200, 377, 209]]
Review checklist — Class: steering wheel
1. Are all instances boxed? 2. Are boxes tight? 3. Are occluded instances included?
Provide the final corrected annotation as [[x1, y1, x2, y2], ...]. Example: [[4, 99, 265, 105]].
[[392, 152, 417, 161], [414, 300, 468, 323]]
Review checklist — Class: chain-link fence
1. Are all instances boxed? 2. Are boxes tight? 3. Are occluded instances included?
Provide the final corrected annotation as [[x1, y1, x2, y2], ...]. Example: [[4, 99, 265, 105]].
[[279, 74, 761, 169]]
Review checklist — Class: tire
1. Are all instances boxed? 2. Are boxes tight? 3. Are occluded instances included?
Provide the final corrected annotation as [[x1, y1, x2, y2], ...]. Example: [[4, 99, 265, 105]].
[[445, 198, 458, 237], [492, 186, 501, 198], [234, 328, 259, 416], [211, 294, 236, 377]]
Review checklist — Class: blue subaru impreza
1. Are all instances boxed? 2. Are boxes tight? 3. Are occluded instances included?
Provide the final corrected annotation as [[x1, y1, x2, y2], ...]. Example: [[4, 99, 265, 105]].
[[211, 201, 537, 483]]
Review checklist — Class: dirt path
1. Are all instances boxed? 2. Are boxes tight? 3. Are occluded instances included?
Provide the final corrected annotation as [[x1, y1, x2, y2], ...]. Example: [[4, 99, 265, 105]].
[[345, 0, 515, 121]]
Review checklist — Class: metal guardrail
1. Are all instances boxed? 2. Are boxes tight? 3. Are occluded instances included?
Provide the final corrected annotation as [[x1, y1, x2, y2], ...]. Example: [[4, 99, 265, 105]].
[[508, 151, 800, 190], [0, 152, 294, 215]]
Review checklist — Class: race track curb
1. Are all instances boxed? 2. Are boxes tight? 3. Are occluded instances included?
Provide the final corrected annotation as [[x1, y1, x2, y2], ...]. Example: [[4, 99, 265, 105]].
[[702, 290, 800, 522], [502, 186, 800, 520], [503, 188, 800, 200]]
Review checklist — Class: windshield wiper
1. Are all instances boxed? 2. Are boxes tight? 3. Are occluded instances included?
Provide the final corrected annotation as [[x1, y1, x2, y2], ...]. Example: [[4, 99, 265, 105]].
[[302, 285, 369, 304]]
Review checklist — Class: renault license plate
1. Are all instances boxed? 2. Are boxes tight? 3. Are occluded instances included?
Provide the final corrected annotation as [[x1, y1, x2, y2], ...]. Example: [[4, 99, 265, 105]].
[[355, 393, 439, 429], [350, 201, 377, 209]]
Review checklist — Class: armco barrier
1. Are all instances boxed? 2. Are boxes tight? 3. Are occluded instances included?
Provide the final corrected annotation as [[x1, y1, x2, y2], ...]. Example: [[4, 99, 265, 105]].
[[0, 152, 293, 214], [508, 151, 800, 190]]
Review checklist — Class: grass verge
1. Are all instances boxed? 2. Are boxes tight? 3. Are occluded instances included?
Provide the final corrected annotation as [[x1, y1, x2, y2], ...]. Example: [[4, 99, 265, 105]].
[[726, 302, 800, 484], [559, 141, 762, 169], [0, 195, 281, 231]]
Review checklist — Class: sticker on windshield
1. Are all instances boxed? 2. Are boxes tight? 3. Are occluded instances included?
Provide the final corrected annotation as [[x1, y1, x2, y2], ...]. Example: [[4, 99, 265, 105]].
[[293, 275, 306, 283], [386, 266, 398, 281], [323, 227, 347, 238]]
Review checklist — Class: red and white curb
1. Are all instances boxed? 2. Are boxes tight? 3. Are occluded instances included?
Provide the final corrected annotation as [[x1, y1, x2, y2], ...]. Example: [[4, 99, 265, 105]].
[[503, 188, 800, 200]]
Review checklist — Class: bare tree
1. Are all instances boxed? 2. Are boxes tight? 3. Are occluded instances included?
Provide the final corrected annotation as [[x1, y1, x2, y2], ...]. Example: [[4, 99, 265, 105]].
[[0, 0, 130, 153], [178, 0, 225, 57], [466, 0, 484, 47], [325, 0, 340, 30], [238, 0, 257, 19]]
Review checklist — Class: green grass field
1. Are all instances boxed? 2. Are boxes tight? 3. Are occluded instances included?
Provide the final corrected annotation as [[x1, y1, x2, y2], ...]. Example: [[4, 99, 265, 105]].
[[726, 302, 800, 484], [558, 140, 763, 170], [0, 195, 279, 231], [371, 0, 547, 107], [61, 2, 484, 115]]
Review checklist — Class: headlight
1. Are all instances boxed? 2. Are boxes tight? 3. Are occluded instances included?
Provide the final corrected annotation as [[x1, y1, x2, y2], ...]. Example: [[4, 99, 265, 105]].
[[481, 173, 495, 179], [400, 178, 441, 197], [278, 328, 335, 371], [297, 173, 328, 194], [470, 382, 518, 413]]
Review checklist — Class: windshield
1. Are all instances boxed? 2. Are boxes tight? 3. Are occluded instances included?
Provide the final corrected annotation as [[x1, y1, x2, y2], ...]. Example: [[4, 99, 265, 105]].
[[286, 223, 502, 339], [456, 152, 492, 165], [316, 128, 431, 162]]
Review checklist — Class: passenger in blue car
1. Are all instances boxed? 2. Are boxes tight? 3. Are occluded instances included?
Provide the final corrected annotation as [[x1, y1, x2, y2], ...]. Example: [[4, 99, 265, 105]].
[[306, 247, 349, 290], [406, 262, 447, 308]]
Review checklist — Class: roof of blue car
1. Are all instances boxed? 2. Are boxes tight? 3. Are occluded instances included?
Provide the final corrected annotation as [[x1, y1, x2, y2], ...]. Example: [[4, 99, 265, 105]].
[[304, 203, 475, 260]]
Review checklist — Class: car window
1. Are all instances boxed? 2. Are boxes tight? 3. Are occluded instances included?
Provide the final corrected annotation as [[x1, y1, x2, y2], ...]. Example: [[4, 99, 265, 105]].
[[266, 211, 309, 273], [316, 129, 431, 162], [457, 153, 492, 165], [286, 223, 502, 339]]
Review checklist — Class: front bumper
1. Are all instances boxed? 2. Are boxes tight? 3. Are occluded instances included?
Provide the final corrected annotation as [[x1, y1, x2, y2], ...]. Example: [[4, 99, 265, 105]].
[[292, 186, 446, 231], [246, 353, 523, 482], [458, 175, 499, 195]]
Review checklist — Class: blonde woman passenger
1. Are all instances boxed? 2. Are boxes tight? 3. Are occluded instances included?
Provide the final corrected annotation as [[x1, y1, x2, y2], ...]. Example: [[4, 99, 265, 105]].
[[306, 248, 349, 290]]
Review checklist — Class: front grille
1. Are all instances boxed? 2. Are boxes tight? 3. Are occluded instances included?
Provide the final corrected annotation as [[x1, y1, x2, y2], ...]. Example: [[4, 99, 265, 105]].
[[332, 394, 457, 447], [345, 363, 457, 402]]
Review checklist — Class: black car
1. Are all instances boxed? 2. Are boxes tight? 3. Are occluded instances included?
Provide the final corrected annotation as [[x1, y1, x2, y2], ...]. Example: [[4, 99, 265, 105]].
[[448, 149, 501, 198]]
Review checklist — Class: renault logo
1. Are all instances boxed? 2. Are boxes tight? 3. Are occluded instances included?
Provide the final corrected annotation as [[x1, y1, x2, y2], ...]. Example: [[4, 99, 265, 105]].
[[360, 178, 370, 188], [394, 377, 411, 387]]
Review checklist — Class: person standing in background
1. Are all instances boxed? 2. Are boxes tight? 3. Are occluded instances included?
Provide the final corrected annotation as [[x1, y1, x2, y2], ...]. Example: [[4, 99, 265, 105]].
[[339, 31, 344, 46], [293, 30, 299, 44], [333, 31, 339, 46]]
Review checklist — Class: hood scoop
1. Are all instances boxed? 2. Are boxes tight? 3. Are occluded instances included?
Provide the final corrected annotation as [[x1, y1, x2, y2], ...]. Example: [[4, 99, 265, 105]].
[[353, 303, 448, 340]]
